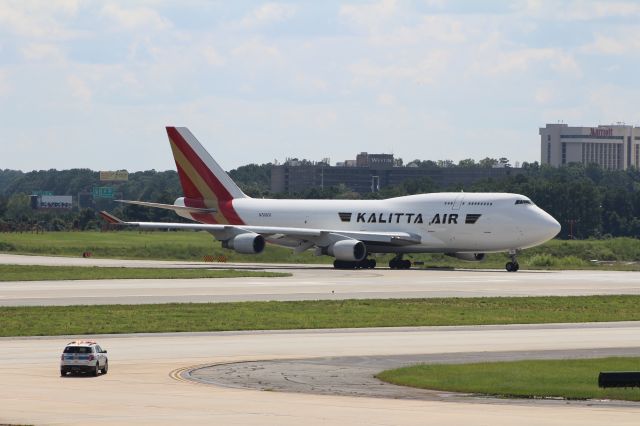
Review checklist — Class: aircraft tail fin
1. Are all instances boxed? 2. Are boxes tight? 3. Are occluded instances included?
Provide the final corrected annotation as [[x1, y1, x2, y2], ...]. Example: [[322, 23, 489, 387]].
[[166, 127, 247, 202], [165, 127, 246, 225]]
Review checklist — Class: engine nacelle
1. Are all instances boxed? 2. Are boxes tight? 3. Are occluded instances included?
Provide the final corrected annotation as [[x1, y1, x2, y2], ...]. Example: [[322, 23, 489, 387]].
[[446, 252, 485, 262], [224, 233, 265, 254], [327, 240, 367, 262]]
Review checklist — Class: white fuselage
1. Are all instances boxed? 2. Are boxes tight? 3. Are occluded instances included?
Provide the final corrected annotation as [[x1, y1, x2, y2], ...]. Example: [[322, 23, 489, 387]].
[[179, 192, 560, 254]]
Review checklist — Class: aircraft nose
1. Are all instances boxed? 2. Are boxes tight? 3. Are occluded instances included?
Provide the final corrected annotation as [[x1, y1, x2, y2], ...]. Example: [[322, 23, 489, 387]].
[[532, 209, 561, 242]]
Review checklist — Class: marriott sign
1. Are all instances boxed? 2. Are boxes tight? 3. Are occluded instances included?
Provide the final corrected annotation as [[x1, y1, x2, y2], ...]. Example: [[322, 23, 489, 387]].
[[590, 128, 613, 137]]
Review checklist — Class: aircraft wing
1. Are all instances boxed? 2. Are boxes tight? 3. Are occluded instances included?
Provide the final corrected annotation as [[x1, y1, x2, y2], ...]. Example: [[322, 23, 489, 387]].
[[115, 200, 217, 214], [99, 211, 422, 247]]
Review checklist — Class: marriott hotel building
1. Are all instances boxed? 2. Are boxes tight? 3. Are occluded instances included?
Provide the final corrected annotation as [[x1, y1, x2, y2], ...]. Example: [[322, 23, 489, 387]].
[[540, 123, 640, 170]]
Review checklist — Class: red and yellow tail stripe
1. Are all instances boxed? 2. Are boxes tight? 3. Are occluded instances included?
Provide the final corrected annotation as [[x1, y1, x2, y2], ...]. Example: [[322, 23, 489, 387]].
[[166, 127, 245, 225]]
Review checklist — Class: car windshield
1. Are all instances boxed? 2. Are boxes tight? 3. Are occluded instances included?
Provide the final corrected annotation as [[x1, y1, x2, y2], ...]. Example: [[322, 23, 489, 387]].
[[63, 346, 93, 354]]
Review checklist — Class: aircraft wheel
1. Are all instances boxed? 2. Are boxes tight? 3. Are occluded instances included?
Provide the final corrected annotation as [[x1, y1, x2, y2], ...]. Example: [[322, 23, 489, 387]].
[[402, 259, 412, 269], [368, 259, 376, 269], [505, 261, 518, 272]]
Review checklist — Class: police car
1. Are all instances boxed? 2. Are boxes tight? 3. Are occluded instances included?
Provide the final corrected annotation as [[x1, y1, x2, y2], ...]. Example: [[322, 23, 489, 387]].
[[60, 340, 108, 376]]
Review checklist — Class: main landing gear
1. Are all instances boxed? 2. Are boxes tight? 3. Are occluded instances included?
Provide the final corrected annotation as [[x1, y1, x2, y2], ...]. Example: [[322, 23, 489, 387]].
[[505, 251, 519, 272], [389, 255, 411, 270], [333, 258, 377, 269]]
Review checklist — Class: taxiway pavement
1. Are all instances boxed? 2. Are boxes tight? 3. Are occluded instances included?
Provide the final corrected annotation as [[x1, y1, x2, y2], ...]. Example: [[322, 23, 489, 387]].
[[1, 254, 640, 306], [1, 323, 639, 425]]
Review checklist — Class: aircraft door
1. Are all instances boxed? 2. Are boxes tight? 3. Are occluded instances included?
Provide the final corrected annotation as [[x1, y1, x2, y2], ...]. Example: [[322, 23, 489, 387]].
[[452, 194, 465, 210]]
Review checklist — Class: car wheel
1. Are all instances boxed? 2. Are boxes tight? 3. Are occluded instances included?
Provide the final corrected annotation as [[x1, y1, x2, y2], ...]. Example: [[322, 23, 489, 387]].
[[102, 360, 108, 374], [60, 368, 66, 377], [93, 363, 99, 376]]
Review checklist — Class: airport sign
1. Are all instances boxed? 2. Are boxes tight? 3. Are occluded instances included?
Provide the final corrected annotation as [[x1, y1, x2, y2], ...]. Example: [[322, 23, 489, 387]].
[[92, 187, 114, 199], [39, 195, 73, 210], [100, 170, 129, 181]]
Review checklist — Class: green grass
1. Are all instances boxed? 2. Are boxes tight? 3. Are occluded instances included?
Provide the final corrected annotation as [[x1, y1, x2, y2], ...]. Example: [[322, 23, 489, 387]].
[[377, 357, 640, 402], [1, 295, 640, 337], [0, 230, 331, 263], [2, 231, 640, 270], [0, 264, 290, 281]]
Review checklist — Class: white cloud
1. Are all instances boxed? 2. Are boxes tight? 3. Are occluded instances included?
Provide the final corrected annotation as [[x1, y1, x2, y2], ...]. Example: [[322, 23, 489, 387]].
[[232, 38, 283, 64], [534, 86, 554, 104], [0, 0, 82, 40], [376, 93, 396, 107], [581, 30, 640, 55], [294, 73, 329, 93], [0, 70, 9, 97], [339, 0, 399, 31], [369, 15, 467, 46], [21, 43, 65, 62], [202, 46, 226, 67], [101, 3, 171, 31], [349, 50, 450, 86], [67, 75, 92, 103], [237, 3, 296, 29], [470, 32, 581, 77], [519, 0, 640, 21]]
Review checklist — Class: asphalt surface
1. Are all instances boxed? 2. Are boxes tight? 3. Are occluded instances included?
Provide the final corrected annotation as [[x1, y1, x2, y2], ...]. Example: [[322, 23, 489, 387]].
[[1, 323, 639, 425], [1, 254, 640, 425], [186, 346, 640, 404], [2, 254, 640, 306]]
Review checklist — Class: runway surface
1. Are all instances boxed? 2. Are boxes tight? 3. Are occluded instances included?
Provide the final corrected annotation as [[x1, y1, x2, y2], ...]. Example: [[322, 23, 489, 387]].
[[2, 254, 640, 306], [2, 254, 640, 424], [1, 323, 639, 425]]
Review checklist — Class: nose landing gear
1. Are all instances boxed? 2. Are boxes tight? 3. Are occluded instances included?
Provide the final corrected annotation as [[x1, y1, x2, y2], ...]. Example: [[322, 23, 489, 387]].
[[505, 251, 519, 272]]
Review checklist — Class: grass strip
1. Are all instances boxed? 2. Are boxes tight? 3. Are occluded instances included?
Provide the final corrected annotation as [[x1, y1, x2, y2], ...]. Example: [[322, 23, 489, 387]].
[[0, 265, 290, 281], [377, 357, 640, 402], [1, 295, 639, 337], [4, 231, 640, 270]]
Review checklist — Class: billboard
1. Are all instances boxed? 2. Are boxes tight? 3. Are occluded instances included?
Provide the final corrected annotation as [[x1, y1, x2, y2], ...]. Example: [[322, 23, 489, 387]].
[[92, 187, 114, 199], [100, 170, 128, 181], [39, 195, 73, 210]]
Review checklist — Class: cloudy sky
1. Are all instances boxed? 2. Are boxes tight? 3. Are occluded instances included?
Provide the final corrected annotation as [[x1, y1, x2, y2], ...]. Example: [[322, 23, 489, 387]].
[[1, 0, 639, 172]]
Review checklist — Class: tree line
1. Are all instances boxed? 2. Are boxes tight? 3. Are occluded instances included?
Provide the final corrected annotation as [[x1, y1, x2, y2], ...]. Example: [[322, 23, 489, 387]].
[[0, 161, 639, 239]]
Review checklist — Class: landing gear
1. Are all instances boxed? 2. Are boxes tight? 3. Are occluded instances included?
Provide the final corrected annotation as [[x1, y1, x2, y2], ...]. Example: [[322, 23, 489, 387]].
[[505, 251, 519, 272], [389, 255, 411, 270], [333, 258, 376, 269]]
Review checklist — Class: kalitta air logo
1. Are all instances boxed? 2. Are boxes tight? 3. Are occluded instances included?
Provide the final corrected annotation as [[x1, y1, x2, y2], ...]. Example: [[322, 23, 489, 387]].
[[340, 212, 475, 225], [338, 212, 352, 222], [429, 213, 459, 225], [338, 212, 424, 224]]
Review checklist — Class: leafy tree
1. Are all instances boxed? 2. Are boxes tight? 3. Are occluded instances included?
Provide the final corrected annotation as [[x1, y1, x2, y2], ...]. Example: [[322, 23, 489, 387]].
[[479, 157, 499, 168], [458, 159, 477, 168]]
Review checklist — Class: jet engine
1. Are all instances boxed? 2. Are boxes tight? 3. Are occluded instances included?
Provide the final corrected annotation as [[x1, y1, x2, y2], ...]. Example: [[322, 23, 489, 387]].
[[446, 252, 485, 262], [327, 240, 367, 262], [224, 233, 266, 254]]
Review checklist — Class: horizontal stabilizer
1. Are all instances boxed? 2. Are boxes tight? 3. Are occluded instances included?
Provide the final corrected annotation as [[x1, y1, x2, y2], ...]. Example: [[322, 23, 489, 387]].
[[99, 211, 124, 225], [115, 199, 217, 214]]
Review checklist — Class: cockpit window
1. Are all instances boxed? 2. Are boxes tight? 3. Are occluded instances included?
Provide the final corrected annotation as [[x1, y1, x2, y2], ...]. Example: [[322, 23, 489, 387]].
[[515, 199, 533, 205]]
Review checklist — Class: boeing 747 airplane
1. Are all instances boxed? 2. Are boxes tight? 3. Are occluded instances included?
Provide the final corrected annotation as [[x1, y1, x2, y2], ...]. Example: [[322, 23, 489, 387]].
[[100, 127, 561, 271]]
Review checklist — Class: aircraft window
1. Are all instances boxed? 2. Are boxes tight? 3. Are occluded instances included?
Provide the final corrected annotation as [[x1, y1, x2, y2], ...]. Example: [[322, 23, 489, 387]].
[[515, 200, 532, 205]]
